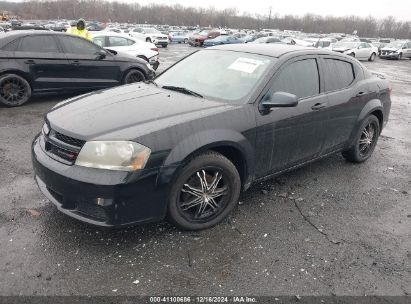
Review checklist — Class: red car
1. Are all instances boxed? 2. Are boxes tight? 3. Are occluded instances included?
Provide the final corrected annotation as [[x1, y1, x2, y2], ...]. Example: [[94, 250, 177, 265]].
[[188, 30, 220, 47]]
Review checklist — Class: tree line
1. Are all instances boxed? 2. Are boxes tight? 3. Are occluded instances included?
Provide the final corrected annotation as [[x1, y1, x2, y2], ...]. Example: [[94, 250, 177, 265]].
[[1, 0, 410, 38]]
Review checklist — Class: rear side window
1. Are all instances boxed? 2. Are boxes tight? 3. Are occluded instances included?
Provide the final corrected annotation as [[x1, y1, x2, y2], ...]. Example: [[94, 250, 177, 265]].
[[2, 39, 20, 51], [18, 35, 59, 53], [271, 59, 320, 99], [323, 59, 355, 92], [108, 36, 134, 47]]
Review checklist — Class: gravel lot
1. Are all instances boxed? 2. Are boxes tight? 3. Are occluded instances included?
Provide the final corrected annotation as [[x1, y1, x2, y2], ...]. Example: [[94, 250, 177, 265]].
[[0, 44, 410, 296]]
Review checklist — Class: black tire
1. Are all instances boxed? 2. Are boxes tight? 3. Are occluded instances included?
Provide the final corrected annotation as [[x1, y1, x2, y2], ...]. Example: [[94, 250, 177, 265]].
[[122, 69, 146, 84], [369, 52, 376, 62], [349, 52, 355, 57], [167, 151, 241, 230], [398, 53, 402, 60], [184, 38, 188, 44], [342, 115, 380, 163], [0, 74, 32, 107], [146, 38, 152, 43]]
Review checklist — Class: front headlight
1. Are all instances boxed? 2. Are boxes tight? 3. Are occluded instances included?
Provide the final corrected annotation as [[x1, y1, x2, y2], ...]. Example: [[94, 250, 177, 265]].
[[75, 141, 151, 171]]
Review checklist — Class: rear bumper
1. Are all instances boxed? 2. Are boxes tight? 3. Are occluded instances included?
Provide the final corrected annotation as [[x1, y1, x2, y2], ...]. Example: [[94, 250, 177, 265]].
[[31, 135, 171, 227]]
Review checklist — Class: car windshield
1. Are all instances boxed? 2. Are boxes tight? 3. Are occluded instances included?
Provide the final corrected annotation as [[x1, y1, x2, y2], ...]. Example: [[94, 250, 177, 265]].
[[334, 42, 360, 48], [156, 50, 274, 103], [385, 42, 404, 48]]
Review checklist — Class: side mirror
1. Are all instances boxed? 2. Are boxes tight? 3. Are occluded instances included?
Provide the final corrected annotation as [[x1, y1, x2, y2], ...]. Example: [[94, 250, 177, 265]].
[[96, 49, 107, 59], [259, 91, 298, 112]]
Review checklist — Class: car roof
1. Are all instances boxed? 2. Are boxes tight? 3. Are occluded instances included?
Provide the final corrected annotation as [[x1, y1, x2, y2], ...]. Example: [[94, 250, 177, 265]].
[[209, 43, 329, 58], [0, 30, 66, 48]]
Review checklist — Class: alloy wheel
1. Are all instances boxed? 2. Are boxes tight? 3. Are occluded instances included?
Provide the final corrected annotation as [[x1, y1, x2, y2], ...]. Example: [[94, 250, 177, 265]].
[[125, 71, 144, 84], [0, 76, 30, 106], [358, 121, 377, 157], [177, 168, 229, 223]]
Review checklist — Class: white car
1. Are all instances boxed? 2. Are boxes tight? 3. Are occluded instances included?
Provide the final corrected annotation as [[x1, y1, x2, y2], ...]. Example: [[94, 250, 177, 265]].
[[380, 41, 411, 60], [92, 33, 160, 70], [129, 27, 169, 47], [332, 42, 378, 61]]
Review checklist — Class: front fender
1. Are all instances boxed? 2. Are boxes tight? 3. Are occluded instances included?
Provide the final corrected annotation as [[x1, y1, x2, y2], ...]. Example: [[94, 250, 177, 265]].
[[158, 128, 255, 186]]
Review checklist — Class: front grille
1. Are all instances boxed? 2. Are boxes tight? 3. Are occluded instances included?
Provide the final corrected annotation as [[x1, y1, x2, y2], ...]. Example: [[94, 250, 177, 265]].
[[44, 129, 84, 164], [53, 131, 86, 148]]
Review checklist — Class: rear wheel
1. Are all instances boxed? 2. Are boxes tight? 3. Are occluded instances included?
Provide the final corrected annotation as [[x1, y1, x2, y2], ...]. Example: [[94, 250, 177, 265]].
[[122, 69, 146, 84], [0, 74, 32, 107], [342, 115, 380, 163], [146, 37, 152, 43], [167, 152, 241, 230], [369, 53, 376, 61]]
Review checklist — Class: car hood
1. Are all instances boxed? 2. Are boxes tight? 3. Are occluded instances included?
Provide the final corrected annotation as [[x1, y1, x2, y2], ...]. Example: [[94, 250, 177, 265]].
[[47, 84, 236, 140], [333, 47, 351, 52], [381, 47, 399, 52]]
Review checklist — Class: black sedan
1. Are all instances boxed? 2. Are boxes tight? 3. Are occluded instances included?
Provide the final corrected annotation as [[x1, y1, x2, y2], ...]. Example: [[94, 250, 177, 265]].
[[32, 44, 391, 230], [0, 31, 155, 107]]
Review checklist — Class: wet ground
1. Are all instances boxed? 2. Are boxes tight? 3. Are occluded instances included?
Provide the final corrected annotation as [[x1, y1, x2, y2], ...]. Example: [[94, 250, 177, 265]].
[[0, 44, 410, 296]]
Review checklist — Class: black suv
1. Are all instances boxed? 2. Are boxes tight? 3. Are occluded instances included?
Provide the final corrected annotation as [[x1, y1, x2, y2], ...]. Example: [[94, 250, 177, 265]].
[[32, 44, 391, 230], [0, 31, 155, 106]]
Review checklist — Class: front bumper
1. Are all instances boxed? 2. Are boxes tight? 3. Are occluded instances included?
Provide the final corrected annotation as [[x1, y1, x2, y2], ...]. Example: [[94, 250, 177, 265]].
[[379, 52, 399, 59], [31, 135, 171, 227]]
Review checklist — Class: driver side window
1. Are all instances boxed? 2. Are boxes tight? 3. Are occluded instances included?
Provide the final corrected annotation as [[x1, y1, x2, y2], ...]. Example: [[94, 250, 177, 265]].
[[271, 59, 320, 99], [59, 36, 101, 55]]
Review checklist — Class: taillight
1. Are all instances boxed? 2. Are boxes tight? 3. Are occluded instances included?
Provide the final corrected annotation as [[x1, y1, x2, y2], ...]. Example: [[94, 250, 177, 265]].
[[151, 48, 159, 52]]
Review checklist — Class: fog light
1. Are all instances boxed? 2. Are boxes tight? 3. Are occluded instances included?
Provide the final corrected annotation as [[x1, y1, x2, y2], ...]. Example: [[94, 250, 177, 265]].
[[96, 198, 112, 207]]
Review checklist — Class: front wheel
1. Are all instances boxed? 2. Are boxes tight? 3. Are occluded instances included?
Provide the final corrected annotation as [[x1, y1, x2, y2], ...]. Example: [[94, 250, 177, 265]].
[[342, 115, 380, 163], [369, 53, 376, 62], [398, 53, 402, 60], [184, 38, 188, 44], [0, 74, 32, 107], [122, 69, 146, 84], [348, 52, 355, 57], [146, 38, 152, 43], [167, 152, 241, 230]]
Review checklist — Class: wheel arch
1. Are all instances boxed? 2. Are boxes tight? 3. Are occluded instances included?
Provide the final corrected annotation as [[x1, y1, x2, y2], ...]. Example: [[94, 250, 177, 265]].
[[158, 129, 255, 191], [0, 69, 34, 89], [348, 99, 384, 146]]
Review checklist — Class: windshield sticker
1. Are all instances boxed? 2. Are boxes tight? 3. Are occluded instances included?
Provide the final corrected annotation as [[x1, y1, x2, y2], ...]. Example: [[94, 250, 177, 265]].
[[228, 57, 263, 74]]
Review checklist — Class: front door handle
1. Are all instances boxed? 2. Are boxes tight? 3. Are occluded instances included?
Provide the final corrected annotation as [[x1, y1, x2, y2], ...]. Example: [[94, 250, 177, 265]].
[[71, 60, 81, 65], [311, 103, 326, 111], [24, 60, 36, 65], [356, 91, 367, 97]]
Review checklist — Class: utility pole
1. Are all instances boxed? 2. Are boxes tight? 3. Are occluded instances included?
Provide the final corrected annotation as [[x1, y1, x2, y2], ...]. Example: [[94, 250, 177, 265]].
[[268, 6, 272, 29]]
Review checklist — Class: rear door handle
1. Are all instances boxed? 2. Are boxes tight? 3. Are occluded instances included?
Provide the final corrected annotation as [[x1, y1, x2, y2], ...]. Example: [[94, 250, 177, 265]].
[[356, 91, 367, 97], [311, 103, 326, 111], [71, 60, 81, 65], [24, 60, 36, 65]]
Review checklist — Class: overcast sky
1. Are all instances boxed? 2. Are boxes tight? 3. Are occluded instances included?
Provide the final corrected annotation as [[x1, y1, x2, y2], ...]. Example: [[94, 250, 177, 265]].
[[114, 0, 411, 21]]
